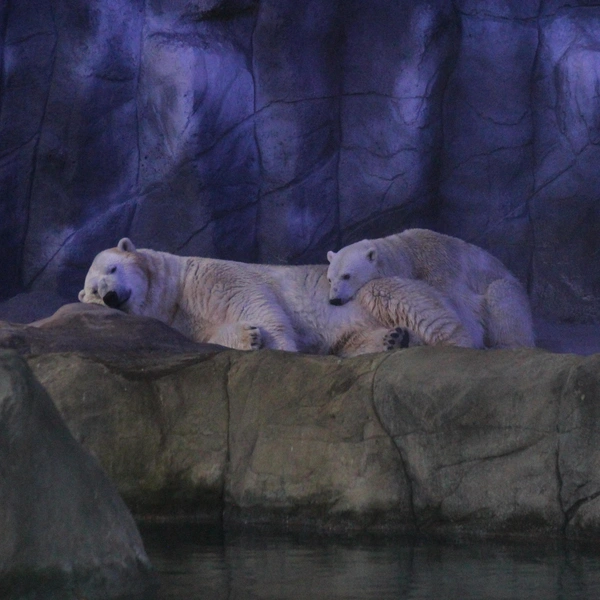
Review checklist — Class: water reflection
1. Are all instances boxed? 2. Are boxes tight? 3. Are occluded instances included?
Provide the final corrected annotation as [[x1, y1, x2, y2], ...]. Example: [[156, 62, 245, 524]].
[[140, 523, 600, 600]]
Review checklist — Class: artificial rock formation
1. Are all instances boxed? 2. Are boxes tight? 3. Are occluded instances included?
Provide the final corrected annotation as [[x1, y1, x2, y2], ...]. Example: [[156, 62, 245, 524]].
[[2, 305, 600, 541], [2, 0, 600, 325], [0, 349, 153, 599]]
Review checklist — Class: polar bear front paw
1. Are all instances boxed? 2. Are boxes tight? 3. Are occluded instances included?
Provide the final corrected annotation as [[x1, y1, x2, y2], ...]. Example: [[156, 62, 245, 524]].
[[384, 327, 411, 351], [209, 323, 263, 350]]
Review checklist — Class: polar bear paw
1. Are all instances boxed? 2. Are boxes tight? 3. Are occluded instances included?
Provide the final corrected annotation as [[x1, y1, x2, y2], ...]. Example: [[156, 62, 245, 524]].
[[208, 322, 263, 351], [240, 324, 263, 351], [383, 327, 412, 351]]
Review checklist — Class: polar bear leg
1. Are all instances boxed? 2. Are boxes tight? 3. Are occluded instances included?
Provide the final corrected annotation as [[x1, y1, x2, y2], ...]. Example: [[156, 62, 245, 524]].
[[444, 288, 486, 349], [207, 322, 263, 351], [207, 321, 299, 352], [357, 277, 476, 348], [331, 326, 416, 358], [258, 326, 299, 352], [483, 278, 535, 348]]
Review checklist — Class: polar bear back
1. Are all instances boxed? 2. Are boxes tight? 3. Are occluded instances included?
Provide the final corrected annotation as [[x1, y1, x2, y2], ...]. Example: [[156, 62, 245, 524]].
[[377, 229, 514, 295]]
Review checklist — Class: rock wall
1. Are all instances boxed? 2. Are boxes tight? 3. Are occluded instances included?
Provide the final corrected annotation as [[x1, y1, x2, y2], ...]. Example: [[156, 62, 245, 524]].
[[25, 343, 600, 540], [2, 0, 600, 322]]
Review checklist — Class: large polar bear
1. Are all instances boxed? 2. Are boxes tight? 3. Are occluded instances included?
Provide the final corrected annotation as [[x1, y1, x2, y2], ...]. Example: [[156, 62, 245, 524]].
[[326, 228, 535, 349], [78, 238, 476, 356]]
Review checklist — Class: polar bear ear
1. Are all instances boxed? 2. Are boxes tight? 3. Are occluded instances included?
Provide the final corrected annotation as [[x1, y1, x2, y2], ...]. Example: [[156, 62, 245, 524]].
[[366, 247, 377, 262], [117, 237, 136, 253], [327, 250, 336, 263], [78, 289, 85, 302]]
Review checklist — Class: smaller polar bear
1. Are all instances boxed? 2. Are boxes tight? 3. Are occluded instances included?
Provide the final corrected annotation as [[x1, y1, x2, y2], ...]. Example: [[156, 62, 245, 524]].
[[78, 238, 476, 356], [327, 228, 535, 349]]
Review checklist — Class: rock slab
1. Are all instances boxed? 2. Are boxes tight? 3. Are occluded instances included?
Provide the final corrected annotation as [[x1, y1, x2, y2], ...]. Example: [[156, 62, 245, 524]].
[[4, 306, 600, 542]]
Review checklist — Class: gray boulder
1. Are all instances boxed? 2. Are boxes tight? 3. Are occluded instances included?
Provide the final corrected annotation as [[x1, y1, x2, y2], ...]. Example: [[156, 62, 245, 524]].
[[0, 350, 153, 599], [0, 302, 222, 363], [374, 348, 572, 537]]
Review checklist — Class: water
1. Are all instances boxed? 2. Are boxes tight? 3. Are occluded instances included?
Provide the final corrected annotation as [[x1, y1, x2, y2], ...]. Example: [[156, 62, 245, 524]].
[[140, 523, 600, 600]]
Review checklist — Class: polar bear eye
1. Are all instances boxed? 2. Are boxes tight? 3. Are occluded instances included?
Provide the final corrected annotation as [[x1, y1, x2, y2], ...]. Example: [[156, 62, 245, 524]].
[[109, 266, 117, 274], [342, 274, 351, 280]]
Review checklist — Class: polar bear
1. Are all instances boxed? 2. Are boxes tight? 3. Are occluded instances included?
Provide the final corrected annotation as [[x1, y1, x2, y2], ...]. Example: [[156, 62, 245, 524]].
[[78, 238, 475, 356], [326, 228, 535, 349]]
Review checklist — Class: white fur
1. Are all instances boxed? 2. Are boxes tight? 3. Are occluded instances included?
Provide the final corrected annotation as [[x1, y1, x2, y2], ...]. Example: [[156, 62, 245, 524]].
[[327, 228, 535, 349], [79, 239, 477, 355]]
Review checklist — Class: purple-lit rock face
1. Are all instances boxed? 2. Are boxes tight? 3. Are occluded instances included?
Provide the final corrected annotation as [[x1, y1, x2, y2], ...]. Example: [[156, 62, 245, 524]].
[[1, 0, 600, 323]]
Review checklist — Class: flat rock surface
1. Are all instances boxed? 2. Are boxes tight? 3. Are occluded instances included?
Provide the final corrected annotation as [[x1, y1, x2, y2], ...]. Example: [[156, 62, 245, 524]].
[[26, 345, 600, 541]]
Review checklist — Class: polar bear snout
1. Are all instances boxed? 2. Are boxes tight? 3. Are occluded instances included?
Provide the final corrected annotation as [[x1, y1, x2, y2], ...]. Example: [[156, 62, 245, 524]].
[[102, 289, 131, 309], [102, 291, 121, 308]]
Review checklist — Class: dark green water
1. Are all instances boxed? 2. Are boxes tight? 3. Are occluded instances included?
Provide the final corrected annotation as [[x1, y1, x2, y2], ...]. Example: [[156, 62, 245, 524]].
[[140, 523, 600, 600]]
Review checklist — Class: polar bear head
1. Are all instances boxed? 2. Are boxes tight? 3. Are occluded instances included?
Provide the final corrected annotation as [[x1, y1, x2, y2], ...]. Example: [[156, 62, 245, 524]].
[[326, 240, 379, 306], [78, 238, 149, 313]]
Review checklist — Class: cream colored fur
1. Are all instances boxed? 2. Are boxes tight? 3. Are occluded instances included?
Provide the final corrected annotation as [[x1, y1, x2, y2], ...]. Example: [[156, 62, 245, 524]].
[[79, 239, 476, 355], [357, 277, 474, 348], [327, 228, 535, 349]]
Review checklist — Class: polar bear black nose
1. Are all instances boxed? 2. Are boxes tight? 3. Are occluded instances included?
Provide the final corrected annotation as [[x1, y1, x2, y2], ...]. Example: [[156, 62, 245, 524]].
[[329, 298, 343, 306], [103, 291, 120, 308]]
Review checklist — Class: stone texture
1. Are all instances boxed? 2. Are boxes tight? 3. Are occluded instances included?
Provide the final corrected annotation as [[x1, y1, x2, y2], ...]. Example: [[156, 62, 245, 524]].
[[2, 0, 600, 324], [339, 0, 457, 242], [0, 350, 152, 599], [530, 9, 600, 321], [558, 353, 600, 539], [3, 306, 600, 540], [224, 350, 410, 528], [373, 347, 571, 537], [28, 350, 231, 516]]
